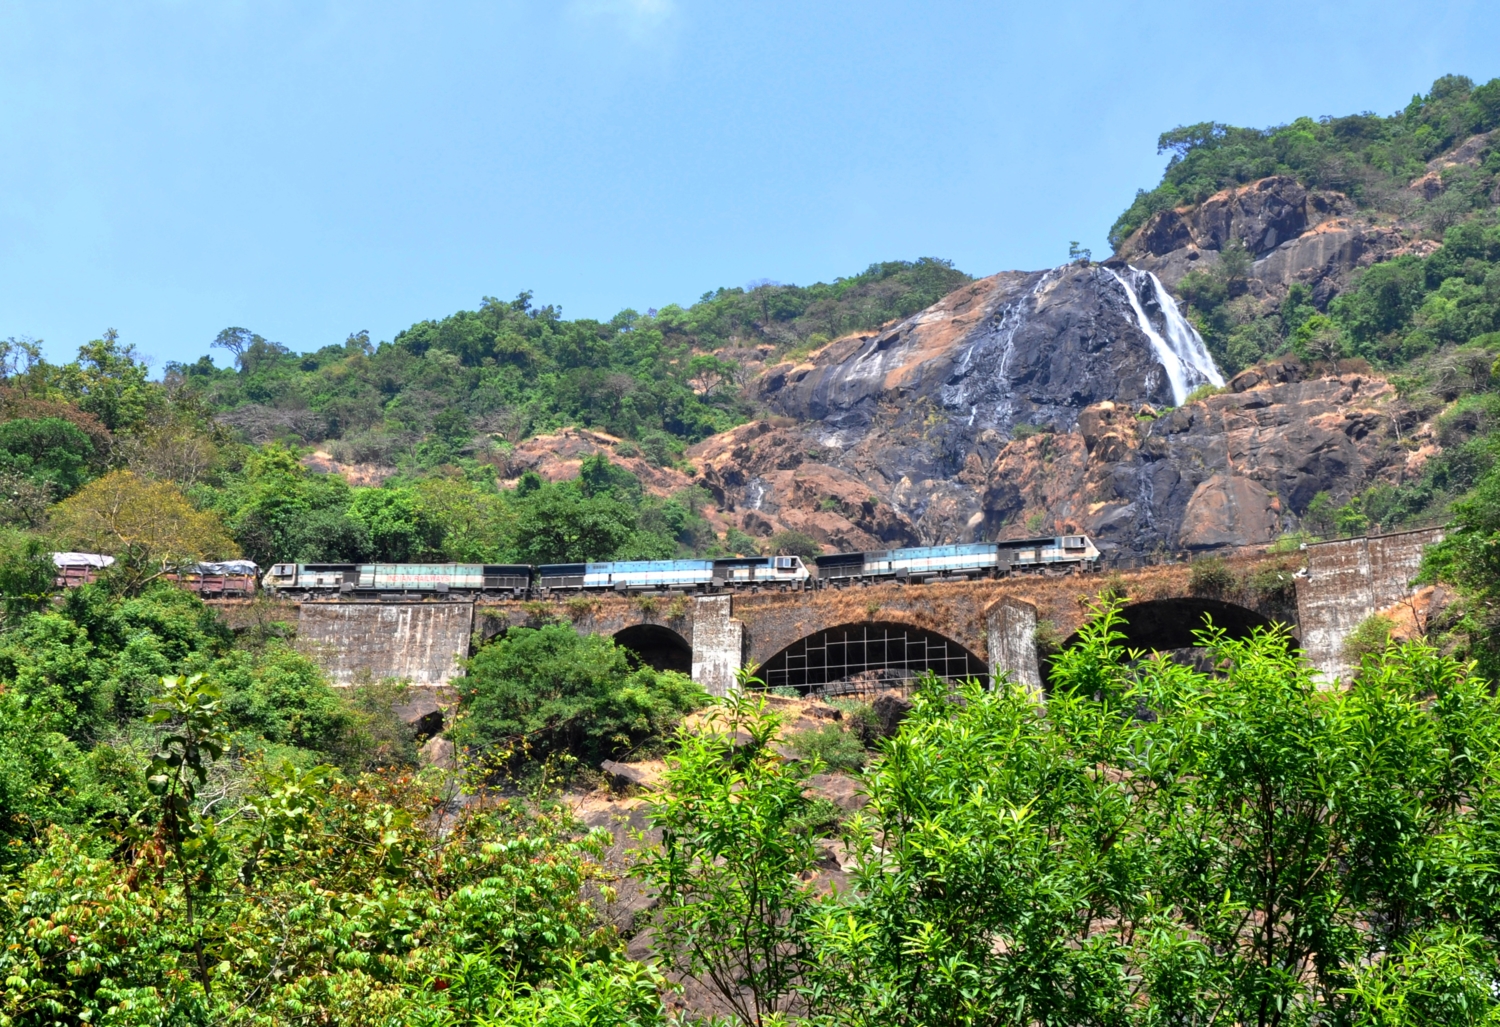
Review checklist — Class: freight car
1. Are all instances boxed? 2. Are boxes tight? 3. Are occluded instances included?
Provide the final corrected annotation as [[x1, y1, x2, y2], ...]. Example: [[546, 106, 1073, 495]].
[[52, 553, 262, 598], [536, 555, 811, 593], [169, 560, 260, 598], [261, 562, 533, 599], [52, 552, 115, 588], [814, 535, 1100, 585]]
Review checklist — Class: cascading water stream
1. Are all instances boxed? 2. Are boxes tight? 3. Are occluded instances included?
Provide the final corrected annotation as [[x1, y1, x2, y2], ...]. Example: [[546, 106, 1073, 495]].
[[1106, 266, 1224, 405]]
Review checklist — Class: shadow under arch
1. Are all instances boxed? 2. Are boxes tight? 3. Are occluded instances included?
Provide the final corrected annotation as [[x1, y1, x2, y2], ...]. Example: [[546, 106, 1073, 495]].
[[1059, 597, 1294, 653], [614, 624, 693, 675], [758, 620, 987, 696]]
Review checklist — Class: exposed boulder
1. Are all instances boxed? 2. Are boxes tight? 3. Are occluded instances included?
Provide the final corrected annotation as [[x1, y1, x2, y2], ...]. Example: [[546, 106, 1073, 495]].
[[418, 735, 456, 770], [1179, 475, 1281, 550], [806, 772, 868, 812]]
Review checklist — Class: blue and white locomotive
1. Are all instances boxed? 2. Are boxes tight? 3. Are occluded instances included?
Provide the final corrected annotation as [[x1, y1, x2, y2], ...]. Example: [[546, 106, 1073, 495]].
[[815, 535, 1100, 584], [537, 556, 810, 593]]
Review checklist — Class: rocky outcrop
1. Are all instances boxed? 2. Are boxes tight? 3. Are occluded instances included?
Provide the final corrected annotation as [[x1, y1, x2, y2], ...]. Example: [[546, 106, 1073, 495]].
[[1112, 176, 1410, 305]]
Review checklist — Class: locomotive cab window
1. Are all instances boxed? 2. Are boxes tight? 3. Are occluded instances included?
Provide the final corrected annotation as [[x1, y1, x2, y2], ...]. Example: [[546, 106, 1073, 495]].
[[1062, 536, 1086, 549]]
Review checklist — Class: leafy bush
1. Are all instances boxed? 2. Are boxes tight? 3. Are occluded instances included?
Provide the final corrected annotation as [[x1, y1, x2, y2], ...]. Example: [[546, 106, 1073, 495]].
[[1188, 555, 1236, 596], [766, 529, 822, 560], [1344, 613, 1397, 666], [788, 719, 869, 773], [450, 623, 707, 768], [639, 686, 820, 1023]]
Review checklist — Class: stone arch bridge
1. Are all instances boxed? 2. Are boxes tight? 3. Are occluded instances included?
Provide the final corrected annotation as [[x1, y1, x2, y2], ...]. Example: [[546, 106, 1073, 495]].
[[208, 529, 1440, 694]]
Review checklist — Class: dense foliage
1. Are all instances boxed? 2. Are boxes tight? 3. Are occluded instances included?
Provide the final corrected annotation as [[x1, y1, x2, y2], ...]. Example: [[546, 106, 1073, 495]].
[[451, 622, 707, 770], [643, 607, 1500, 1027], [1112, 73, 1500, 247]]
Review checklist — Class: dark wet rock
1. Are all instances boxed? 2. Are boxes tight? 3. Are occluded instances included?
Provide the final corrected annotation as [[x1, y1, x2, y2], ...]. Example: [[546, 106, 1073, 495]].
[[870, 691, 913, 739], [393, 692, 445, 738]]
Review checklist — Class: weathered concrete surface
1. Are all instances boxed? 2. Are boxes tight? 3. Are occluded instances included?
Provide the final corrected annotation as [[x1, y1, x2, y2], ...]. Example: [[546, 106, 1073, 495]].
[[296, 602, 475, 686], [987, 598, 1041, 695], [690, 595, 743, 696], [1296, 527, 1444, 684]]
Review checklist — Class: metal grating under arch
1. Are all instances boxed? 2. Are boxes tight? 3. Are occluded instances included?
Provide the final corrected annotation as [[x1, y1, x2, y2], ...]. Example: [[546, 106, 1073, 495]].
[[759, 621, 988, 696]]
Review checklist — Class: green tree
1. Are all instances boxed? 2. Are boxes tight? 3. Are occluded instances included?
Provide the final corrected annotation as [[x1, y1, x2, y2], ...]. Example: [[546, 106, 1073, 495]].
[[349, 486, 439, 562], [0, 532, 57, 621], [55, 329, 160, 433], [142, 674, 232, 988], [767, 529, 822, 560], [640, 681, 821, 1025], [801, 602, 1500, 1027], [509, 482, 640, 564], [1423, 459, 1500, 678], [450, 623, 705, 768], [52, 470, 236, 588], [0, 416, 99, 495]]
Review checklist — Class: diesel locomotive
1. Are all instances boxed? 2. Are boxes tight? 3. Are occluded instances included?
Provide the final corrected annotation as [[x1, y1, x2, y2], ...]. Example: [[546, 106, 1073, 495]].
[[815, 535, 1101, 585]]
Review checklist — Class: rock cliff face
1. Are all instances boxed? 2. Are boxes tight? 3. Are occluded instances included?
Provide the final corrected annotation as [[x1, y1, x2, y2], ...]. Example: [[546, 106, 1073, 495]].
[[1110, 175, 1425, 306], [691, 265, 1415, 558]]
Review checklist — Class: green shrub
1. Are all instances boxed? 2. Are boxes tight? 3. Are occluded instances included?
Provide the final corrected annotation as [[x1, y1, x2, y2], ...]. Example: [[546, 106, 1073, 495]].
[[451, 623, 707, 768], [788, 720, 869, 773], [1344, 613, 1397, 666], [211, 641, 353, 756], [1183, 383, 1227, 404], [1245, 561, 1299, 606], [767, 529, 822, 560], [828, 697, 882, 746], [1188, 556, 1237, 596]]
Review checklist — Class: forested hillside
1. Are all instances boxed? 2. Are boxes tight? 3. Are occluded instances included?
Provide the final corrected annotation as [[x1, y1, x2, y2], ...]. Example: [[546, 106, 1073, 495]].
[[177, 257, 969, 466]]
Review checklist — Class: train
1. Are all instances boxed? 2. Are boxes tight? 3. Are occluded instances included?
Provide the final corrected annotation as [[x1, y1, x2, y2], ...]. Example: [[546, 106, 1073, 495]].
[[815, 535, 1101, 584], [43, 533, 1100, 602]]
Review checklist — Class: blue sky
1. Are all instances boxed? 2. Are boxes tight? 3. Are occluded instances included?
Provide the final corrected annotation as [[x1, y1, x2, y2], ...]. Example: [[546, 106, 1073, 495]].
[[2, 1, 1498, 368]]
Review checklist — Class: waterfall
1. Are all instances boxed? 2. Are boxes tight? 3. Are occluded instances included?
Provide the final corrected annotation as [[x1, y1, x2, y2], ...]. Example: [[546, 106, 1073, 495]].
[[1106, 266, 1224, 406]]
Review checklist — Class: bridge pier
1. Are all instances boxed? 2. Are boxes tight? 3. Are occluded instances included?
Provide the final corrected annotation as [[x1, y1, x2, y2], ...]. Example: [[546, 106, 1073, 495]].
[[690, 594, 743, 696], [986, 598, 1042, 697], [1296, 527, 1442, 684]]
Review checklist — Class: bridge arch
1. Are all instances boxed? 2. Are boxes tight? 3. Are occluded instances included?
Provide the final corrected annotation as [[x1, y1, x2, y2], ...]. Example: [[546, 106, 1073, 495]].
[[614, 623, 693, 675], [757, 620, 987, 696], [1060, 597, 1288, 654]]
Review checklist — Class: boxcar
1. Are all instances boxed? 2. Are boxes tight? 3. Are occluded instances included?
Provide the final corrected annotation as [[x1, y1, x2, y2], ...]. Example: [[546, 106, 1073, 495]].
[[52, 552, 115, 588]]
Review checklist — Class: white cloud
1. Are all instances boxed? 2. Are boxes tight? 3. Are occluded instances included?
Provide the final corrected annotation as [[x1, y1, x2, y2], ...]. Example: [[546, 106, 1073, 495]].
[[565, 0, 677, 45]]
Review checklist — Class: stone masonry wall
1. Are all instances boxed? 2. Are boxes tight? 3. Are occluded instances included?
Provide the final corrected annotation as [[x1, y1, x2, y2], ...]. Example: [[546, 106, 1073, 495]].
[[296, 602, 475, 686], [1296, 527, 1444, 684]]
